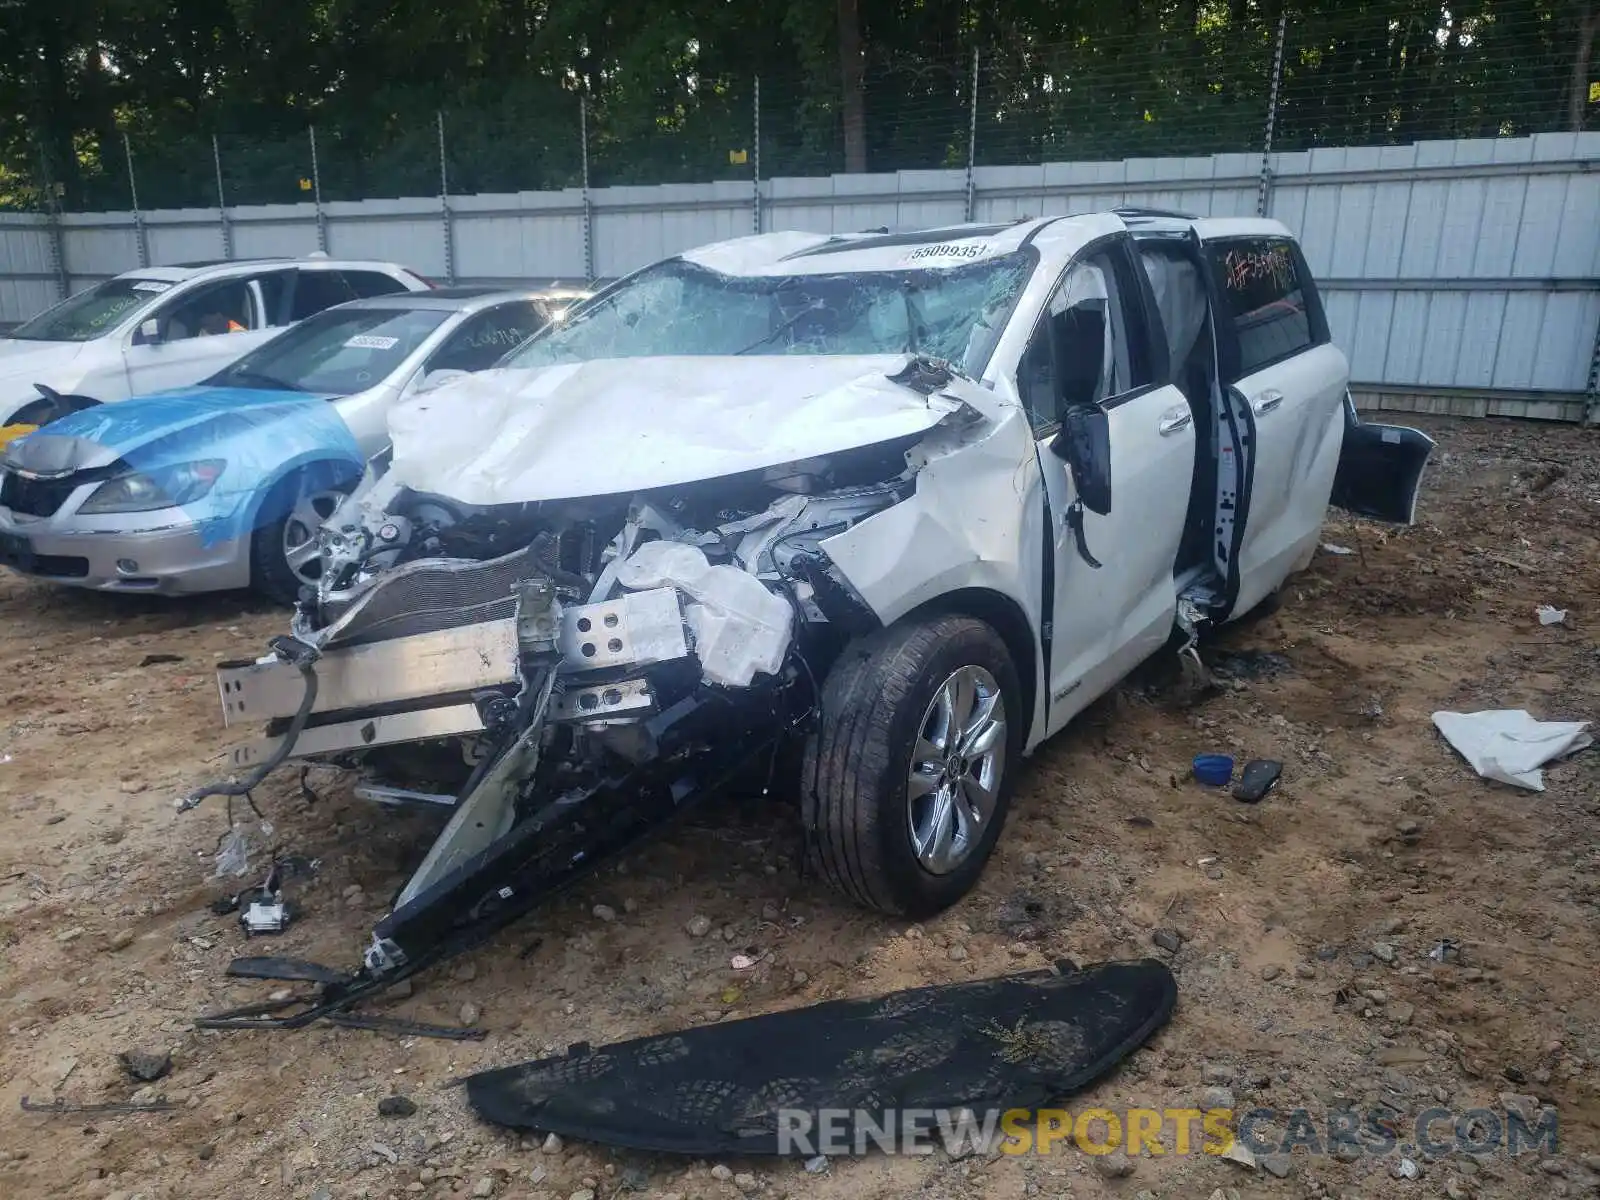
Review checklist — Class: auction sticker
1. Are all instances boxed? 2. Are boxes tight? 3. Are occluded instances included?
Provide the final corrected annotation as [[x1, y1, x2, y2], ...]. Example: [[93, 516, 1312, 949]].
[[902, 241, 990, 264]]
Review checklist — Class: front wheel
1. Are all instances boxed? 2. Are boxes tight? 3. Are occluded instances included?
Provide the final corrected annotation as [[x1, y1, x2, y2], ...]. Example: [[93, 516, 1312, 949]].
[[250, 474, 348, 605], [802, 613, 1022, 917]]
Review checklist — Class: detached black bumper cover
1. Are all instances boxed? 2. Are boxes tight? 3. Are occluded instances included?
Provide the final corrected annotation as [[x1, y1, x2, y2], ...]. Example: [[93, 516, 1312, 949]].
[[465, 958, 1177, 1156]]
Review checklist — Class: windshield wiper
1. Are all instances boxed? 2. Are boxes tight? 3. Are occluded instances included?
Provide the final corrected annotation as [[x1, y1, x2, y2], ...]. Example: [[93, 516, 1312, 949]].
[[734, 299, 823, 356], [226, 368, 303, 392]]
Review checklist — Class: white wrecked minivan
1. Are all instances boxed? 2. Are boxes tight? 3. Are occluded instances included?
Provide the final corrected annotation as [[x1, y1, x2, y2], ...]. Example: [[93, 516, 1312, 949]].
[[202, 213, 1431, 999]]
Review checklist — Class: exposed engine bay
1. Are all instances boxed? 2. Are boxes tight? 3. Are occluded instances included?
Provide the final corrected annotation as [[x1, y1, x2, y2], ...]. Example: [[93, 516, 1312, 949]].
[[188, 368, 975, 1028], [284, 435, 915, 793]]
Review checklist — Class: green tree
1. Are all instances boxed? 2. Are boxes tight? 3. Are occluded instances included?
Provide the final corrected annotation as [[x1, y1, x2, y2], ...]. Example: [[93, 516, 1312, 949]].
[[0, 0, 1589, 211]]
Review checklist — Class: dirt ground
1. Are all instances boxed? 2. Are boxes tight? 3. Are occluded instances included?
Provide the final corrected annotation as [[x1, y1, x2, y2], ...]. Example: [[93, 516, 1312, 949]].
[[1, 413, 1598, 1200]]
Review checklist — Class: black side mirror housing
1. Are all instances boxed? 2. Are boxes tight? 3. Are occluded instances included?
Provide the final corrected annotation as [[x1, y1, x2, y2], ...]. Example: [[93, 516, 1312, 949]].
[[1049, 404, 1112, 515]]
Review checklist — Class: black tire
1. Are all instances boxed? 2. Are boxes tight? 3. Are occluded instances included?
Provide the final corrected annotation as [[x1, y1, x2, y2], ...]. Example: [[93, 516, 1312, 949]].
[[249, 472, 347, 605], [801, 613, 1023, 917]]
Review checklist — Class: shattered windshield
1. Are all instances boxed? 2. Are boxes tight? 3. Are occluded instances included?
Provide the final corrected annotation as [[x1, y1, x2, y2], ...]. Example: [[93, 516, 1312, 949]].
[[505, 252, 1033, 376]]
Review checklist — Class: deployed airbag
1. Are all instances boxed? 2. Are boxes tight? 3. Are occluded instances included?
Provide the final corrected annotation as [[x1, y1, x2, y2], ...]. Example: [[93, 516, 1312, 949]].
[[465, 958, 1176, 1156]]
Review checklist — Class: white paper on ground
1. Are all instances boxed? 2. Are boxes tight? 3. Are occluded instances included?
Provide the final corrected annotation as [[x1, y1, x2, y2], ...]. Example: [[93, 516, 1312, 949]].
[[1535, 605, 1567, 625], [1431, 709, 1592, 791]]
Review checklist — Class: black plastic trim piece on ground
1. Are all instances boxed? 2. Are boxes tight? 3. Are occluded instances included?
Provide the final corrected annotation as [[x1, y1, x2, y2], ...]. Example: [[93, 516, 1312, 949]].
[[226, 956, 350, 985], [464, 957, 1178, 1156]]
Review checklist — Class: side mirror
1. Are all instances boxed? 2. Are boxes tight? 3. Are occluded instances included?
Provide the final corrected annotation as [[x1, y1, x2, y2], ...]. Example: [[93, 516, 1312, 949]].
[[1049, 404, 1112, 515], [134, 318, 162, 346], [414, 369, 467, 395]]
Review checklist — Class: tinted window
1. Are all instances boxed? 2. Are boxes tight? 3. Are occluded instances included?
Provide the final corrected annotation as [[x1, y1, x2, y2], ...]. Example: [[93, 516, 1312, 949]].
[[207, 307, 450, 396], [344, 270, 410, 299], [290, 270, 358, 320], [1213, 238, 1315, 377], [6, 278, 169, 342]]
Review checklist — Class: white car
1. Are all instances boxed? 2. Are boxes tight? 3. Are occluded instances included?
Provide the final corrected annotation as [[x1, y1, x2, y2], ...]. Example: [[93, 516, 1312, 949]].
[[0, 257, 430, 436], [203, 212, 1432, 998]]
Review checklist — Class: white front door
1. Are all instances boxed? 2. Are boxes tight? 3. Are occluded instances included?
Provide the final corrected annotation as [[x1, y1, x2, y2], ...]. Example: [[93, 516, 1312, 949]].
[[1201, 234, 1350, 616], [1017, 239, 1195, 733], [122, 275, 277, 397]]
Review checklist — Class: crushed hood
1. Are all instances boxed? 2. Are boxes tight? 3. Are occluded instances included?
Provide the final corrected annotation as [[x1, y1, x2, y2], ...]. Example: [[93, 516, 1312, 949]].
[[387, 354, 994, 505], [1, 387, 344, 478]]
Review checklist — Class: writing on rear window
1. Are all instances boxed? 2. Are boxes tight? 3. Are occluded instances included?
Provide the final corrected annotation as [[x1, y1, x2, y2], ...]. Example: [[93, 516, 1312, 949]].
[[345, 334, 400, 350], [1215, 238, 1315, 377], [1222, 244, 1295, 293]]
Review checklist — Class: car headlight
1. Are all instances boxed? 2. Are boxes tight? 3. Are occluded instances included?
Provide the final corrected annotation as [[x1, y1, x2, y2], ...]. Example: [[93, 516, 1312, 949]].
[[79, 460, 226, 514]]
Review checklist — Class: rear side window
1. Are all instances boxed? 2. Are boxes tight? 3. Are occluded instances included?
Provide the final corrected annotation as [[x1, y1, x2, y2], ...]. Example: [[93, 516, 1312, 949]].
[[344, 270, 410, 299], [289, 270, 358, 320], [1211, 238, 1317, 377]]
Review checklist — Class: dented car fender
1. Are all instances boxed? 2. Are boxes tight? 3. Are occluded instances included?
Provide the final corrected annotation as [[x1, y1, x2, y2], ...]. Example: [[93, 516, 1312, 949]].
[[821, 393, 1052, 752]]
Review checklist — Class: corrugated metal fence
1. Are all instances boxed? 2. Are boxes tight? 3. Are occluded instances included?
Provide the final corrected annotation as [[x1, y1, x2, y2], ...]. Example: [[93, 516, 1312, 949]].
[[3, 133, 1598, 421]]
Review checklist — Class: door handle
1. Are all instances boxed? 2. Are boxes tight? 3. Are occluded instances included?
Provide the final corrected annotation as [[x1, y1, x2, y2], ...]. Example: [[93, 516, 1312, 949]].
[[1158, 407, 1193, 436], [1252, 388, 1285, 415]]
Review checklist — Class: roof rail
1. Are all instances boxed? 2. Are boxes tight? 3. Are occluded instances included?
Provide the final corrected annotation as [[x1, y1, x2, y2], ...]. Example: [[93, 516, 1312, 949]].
[[1113, 206, 1198, 221], [172, 257, 292, 268]]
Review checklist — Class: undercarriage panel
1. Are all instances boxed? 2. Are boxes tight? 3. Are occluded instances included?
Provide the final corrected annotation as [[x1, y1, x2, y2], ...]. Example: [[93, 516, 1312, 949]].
[[465, 958, 1178, 1155]]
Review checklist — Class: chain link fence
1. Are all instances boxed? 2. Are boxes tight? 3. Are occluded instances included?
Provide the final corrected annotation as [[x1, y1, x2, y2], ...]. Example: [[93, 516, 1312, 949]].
[[6, 0, 1590, 217]]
